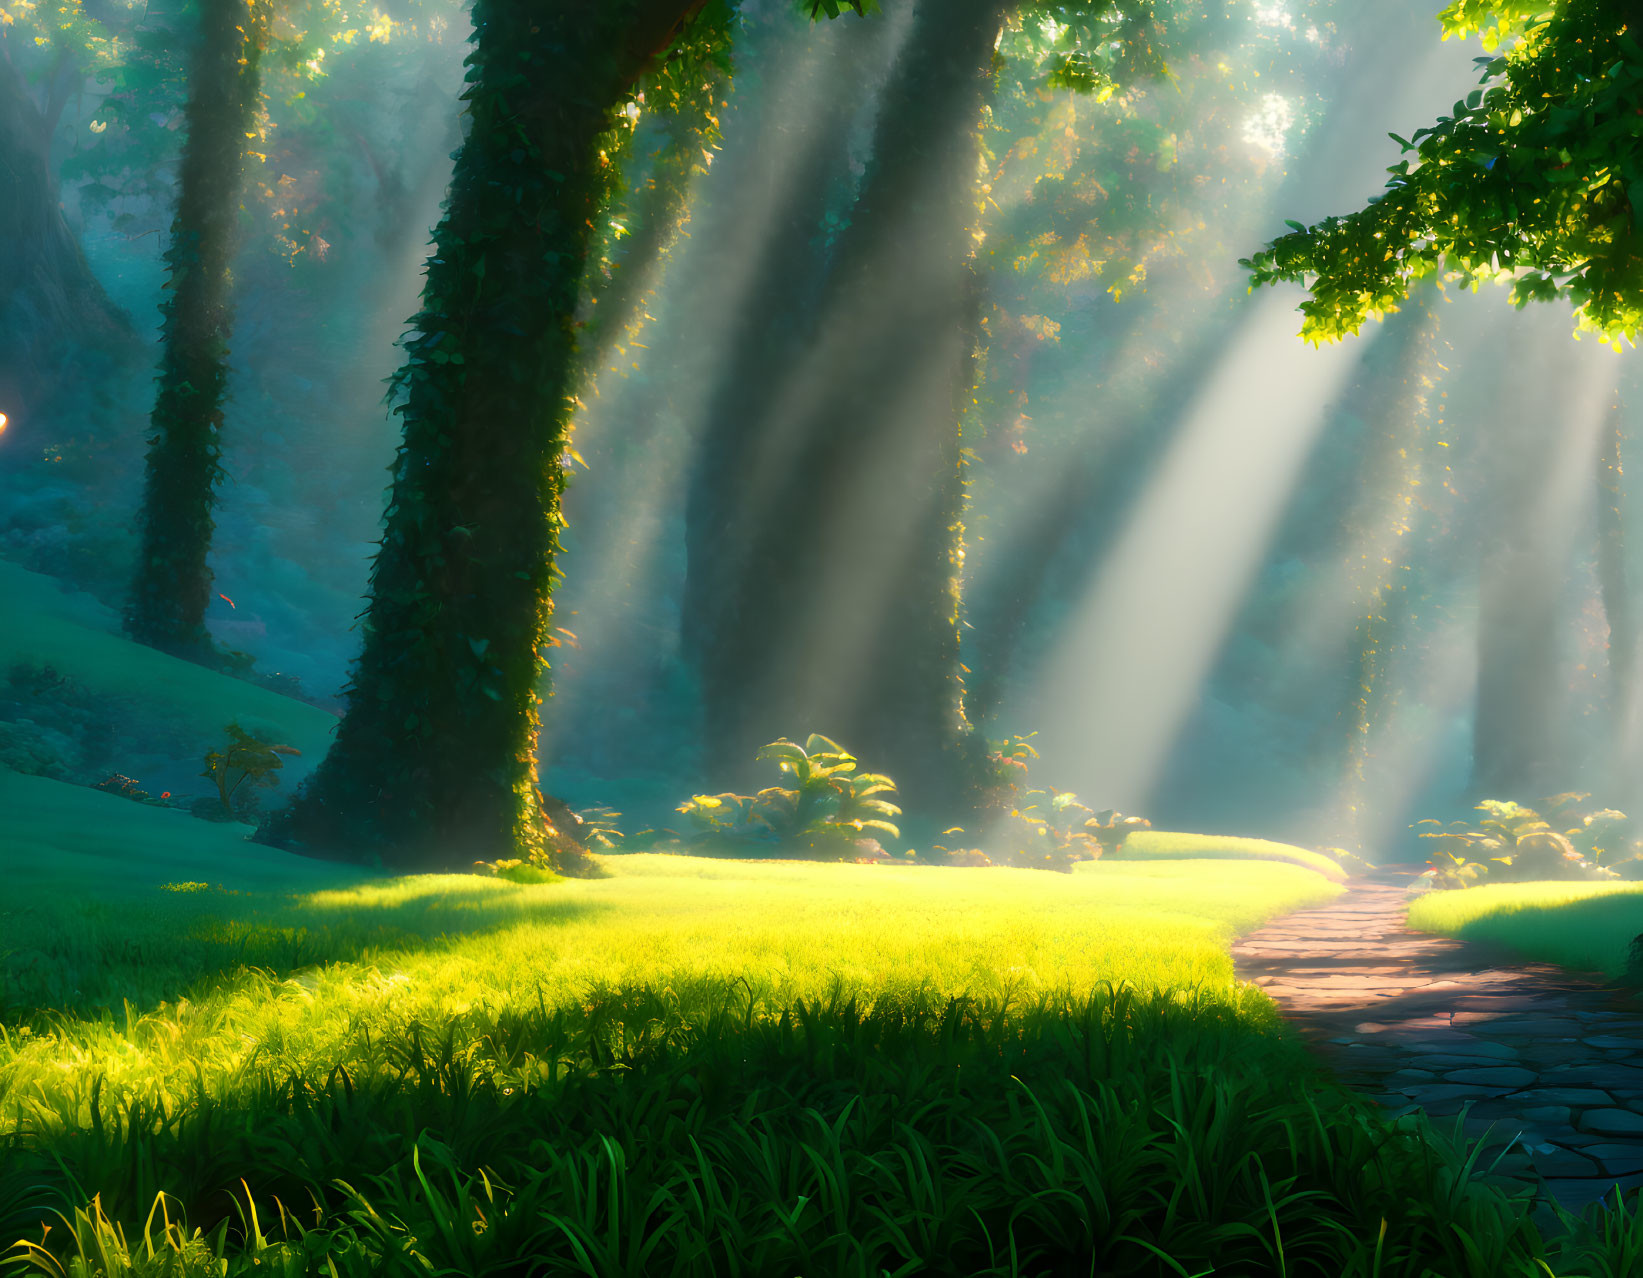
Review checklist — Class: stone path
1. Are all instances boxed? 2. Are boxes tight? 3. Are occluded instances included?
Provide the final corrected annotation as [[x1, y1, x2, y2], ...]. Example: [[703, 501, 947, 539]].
[[1233, 869, 1643, 1210]]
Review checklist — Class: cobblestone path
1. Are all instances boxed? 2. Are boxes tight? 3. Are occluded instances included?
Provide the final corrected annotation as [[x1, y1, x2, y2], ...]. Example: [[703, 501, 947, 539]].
[[1233, 869, 1643, 1210]]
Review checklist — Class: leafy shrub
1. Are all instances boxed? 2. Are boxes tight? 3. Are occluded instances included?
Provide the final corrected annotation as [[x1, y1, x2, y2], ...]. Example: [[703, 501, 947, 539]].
[[199, 722, 301, 820], [471, 858, 563, 885], [1415, 795, 1643, 890], [91, 773, 177, 806], [675, 734, 903, 861], [569, 804, 625, 851], [996, 788, 1103, 872], [938, 735, 1151, 872], [0, 663, 111, 783]]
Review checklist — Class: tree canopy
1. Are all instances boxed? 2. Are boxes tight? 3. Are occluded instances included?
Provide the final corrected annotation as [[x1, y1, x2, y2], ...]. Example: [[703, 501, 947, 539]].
[[1245, 0, 1642, 345]]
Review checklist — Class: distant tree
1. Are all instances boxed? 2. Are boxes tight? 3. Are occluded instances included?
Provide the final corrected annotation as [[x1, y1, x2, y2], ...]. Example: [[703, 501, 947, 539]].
[[0, 15, 137, 423], [683, 0, 1169, 818], [1245, 0, 1641, 344], [679, 11, 896, 788], [125, 0, 272, 655]]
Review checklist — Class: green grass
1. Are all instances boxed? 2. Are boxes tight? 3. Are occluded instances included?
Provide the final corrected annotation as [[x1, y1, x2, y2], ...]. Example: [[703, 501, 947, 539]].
[[1407, 880, 1643, 978], [0, 557, 337, 784], [0, 768, 362, 895], [1115, 830, 1350, 882], [6, 849, 1643, 1274]]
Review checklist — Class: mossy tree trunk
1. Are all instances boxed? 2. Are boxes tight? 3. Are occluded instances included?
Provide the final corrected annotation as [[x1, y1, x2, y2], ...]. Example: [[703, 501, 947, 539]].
[[689, 0, 1006, 816], [265, 0, 706, 869], [124, 0, 269, 654]]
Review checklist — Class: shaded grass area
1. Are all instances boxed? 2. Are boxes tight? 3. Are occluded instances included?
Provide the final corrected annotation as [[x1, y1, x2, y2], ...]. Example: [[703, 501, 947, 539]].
[[4, 855, 1641, 1274], [0, 558, 337, 791], [0, 768, 363, 897], [1407, 881, 1643, 979], [1115, 830, 1350, 882]]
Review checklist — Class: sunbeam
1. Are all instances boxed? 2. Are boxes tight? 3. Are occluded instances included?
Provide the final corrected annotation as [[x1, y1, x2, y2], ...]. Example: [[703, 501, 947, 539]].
[[1015, 286, 1371, 813]]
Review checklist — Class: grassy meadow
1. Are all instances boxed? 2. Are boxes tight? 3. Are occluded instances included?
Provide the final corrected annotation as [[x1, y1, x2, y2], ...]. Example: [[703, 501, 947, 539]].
[[1115, 831, 1352, 882], [1407, 880, 1643, 979], [6, 822, 1643, 1275], [5, 578, 1643, 1274]]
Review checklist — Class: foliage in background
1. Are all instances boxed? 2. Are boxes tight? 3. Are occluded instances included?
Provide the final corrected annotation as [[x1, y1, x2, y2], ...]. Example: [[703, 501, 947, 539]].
[[199, 720, 298, 819], [1415, 794, 1643, 889], [1246, 0, 1642, 344], [675, 733, 903, 859]]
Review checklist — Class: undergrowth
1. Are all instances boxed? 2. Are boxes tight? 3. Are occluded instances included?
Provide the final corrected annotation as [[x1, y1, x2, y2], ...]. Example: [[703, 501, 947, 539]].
[[2, 983, 1641, 1276]]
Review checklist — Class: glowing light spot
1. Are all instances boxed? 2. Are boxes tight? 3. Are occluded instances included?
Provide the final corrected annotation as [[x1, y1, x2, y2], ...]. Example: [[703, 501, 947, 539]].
[[1243, 93, 1296, 158], [0, 412, 8, 434]]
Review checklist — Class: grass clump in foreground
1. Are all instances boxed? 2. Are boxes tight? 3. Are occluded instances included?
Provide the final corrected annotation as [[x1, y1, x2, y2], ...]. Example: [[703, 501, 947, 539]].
[[2, 854, 1639, 1275], [1407, 880, 1643, 979], [1115, 830, 1351, 882]]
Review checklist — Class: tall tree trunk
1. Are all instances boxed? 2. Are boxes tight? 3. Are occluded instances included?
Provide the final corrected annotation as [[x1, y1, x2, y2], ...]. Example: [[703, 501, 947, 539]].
[[124, 0, 269, 654], [692, 0, 1005, 815], [264, 0, 706, 869], [1470, 339, 1567, 800], [1597, 397, 1632, 726], [1333, 282, 1440, 844], [0, 48, 134, 424], [680, 16, 884, 772]]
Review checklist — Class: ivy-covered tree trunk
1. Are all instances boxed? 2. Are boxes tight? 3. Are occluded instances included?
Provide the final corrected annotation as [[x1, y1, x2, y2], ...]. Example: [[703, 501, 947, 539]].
[[689, 0, 1005, 816], [0, 47, 135, 422], [265, 0, 705, 868], [124, 0, 269, 654]]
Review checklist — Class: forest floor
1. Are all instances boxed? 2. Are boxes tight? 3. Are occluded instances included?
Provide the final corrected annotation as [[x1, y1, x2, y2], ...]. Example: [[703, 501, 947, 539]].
[[1235, 869, 1643, 1211]]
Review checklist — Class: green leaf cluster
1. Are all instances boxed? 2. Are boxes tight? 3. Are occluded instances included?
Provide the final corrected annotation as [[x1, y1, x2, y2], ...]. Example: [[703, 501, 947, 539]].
[[1415, 793, 1643, 889], [1246, 0, 1643, 344], [676, 733, 903, 858]]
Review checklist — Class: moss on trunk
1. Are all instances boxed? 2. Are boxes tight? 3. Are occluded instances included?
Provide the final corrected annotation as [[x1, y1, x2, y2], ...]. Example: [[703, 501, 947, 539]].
[[265, 0, 705, 868]]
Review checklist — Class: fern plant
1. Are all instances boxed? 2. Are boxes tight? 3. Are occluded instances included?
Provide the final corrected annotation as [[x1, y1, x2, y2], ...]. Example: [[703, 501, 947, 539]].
[[676, 734, 902, 860]]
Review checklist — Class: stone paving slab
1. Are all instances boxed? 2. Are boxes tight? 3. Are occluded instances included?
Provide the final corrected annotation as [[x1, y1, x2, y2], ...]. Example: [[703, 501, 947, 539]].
[[1233, 869, 1643, 1212]]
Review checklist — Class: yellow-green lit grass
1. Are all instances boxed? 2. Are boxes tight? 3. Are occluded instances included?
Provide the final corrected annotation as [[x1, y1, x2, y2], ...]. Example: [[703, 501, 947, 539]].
[[0, 557, 338, 772], [0, 853, 1339, 1144], [1115, 829, 1350, 881], [1407, 880, 1643, 978]]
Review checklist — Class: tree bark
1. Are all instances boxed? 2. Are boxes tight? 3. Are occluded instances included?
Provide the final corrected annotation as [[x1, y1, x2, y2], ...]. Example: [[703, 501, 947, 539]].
[[264, 0, 704, 868], [124, 0, 269, 654], [0, 47, 134, 423]]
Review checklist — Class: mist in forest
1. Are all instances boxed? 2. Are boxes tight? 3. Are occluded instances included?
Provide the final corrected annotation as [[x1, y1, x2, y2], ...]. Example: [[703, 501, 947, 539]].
[[3, 0, 1637, 857]]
